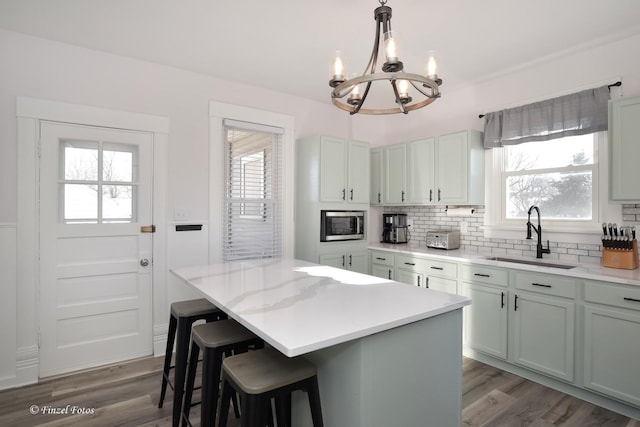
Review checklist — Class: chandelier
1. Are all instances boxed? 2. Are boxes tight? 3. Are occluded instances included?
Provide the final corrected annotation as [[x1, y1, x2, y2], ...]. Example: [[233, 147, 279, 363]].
[[329, 0, 442, 115]]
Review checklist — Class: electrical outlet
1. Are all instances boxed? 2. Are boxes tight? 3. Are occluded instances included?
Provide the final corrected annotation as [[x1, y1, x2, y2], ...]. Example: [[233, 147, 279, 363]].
[[460, 220, 468, 233], [407, 218, 414, 227]]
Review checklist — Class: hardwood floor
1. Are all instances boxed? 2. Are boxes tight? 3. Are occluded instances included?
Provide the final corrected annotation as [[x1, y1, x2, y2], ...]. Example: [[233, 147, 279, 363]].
[[0, 356, 637, 426]]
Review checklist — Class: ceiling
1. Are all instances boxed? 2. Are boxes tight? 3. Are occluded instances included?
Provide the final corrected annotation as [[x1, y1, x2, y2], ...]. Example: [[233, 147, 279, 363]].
[[1, 0, 640, 108]]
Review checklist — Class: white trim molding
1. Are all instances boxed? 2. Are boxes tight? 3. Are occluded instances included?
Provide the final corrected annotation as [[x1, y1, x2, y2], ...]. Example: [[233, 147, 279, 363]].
[[208, 101, 295, 263], [14, 97, 169, 387]]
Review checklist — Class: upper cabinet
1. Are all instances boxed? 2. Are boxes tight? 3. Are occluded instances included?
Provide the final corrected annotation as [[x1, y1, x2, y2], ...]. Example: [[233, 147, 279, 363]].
[[375, 129, 485, 206], [437, 130, 484, 205], [370, 148, 383, 205], [298, 135, 370, 205], [610, 96, 640, 202], [383, 144, 407, 204]]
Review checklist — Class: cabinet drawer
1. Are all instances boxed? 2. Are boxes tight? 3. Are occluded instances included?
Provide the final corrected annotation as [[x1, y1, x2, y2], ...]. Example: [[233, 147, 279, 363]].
[[396, 255, 457, 279], [461, 264, 508, 287], [370, 250, 395, 266], [584, 281, 640, 312], [514, 272, 576, 299]]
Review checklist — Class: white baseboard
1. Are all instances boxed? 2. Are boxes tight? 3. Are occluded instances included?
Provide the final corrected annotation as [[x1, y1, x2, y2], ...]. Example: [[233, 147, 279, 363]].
[[0, 345, 38, 391]]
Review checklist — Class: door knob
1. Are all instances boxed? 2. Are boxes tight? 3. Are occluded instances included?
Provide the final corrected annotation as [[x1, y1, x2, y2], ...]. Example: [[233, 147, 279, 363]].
[[140, 258, 150, 267]]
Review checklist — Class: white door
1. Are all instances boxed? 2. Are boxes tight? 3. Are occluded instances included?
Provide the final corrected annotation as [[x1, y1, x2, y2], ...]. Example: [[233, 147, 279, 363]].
[[38, 121, 153, 377]]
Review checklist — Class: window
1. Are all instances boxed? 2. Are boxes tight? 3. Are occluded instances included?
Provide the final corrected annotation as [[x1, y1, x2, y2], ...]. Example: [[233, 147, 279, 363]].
[[60, 139, 137, 224], [485, 131, 621, 243], [504, 134, 596, 221], [223, 122, 282, 261]]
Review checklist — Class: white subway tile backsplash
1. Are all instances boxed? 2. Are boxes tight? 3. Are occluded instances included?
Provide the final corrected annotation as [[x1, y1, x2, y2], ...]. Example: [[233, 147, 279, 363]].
[[381, 204, 637, 264]]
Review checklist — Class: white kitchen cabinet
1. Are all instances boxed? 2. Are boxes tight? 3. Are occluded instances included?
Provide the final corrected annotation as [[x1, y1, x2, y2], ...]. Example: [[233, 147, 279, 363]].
[[395, 254, 457, 293], [512, 292, 575, 382], [375, 130, 484, 206], [460, 264, 509, 359], [318, 136, 370, 203], [435, 130, 484, 205], [370, 250, 395, 280], [583, 281, 640, 406], [610, 95, 640, 201], [396, 269, 425, 288], [511, 272, 576, 382], [406, 137, 435, 204], [383, 144, 407, 204], [319, 250, 369, 274], [370, 148, 383, 205]]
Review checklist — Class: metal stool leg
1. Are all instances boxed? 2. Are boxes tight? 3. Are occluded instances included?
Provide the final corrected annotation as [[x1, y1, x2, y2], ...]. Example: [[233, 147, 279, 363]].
[[159, 313, 178, 408]]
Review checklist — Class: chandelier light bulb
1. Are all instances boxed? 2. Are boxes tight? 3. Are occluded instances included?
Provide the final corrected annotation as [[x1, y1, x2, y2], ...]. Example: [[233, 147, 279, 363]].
[[384, 32, 398, 61], [329, 51, 346, 88], [348, 74, 362, 106], [396, 79, 412, 104], [426, 51, 438, 79]]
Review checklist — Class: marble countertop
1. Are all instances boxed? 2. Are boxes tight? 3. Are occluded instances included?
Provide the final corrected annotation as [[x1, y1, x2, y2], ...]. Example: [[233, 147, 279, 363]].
[[171, 258, 470, 357], [369, 242, 640, 286]]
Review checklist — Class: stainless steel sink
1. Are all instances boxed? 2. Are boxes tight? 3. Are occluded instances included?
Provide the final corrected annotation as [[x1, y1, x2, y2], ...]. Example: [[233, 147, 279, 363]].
[[484, 256, 576, 270]]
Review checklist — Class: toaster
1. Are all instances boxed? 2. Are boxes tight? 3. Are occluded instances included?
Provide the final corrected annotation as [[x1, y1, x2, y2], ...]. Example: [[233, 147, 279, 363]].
[[426, 230, 461, 250]]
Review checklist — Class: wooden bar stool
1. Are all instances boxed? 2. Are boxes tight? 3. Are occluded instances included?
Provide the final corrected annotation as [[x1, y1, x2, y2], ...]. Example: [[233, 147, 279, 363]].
[[181, 319, 264, 427], [157, 298, 226, 427], [217, 347, 324, 427]]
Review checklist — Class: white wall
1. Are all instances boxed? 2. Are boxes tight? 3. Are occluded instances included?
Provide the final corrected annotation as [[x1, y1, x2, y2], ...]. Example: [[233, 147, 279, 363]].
[[1, 28, 640, 388]]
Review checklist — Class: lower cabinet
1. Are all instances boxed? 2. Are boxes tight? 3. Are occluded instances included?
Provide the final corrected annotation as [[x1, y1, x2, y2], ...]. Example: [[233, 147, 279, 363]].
[[512, 291, 575, 382], [460, 264, 509, 359], [460, 282, 508, 359], [396, 254, 457, 293], [583, 281, 640, 407], [462, 265, 576, 383], [369, 250, 394, 280], [319, 250, 369, 274]]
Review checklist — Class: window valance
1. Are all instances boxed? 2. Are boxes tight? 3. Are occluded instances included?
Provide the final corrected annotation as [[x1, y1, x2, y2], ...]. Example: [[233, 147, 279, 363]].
[[483, 85, 610, 148]]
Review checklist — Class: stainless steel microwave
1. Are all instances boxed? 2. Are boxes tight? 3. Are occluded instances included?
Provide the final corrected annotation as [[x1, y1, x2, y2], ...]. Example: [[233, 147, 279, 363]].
[[320, 210, 365, 242]]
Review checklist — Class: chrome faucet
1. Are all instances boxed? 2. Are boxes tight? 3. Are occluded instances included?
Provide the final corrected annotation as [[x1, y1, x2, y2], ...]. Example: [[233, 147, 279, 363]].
[[526, 205, 550, 259]]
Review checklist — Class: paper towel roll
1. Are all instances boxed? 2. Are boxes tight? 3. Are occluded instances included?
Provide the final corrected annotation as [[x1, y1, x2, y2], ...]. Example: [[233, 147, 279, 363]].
[[445, 207, 475, 217]]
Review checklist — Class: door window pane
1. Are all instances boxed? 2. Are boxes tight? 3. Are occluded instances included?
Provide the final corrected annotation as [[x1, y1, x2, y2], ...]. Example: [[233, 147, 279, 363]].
[[64, 184, 98, 223], [63, 141, 98, 180], [60, 140, 138, 224], [102, 185, 133, 221]]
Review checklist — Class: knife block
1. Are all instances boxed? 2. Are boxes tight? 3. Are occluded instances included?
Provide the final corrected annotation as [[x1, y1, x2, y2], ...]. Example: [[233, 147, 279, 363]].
[[602, 240, 639, 270]]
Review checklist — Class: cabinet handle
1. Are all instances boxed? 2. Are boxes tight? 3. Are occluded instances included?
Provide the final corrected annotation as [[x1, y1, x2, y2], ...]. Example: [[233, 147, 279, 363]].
[[388, 269, 392, 280], [514, 294, 519, 311], [342, 189, 346, 200], [532, 282, 552, 288], [349, 254, 352, 266], [474, 273, 491, 278], [438, 189, 441, 201], [378, 193, 381, 203], [342, 255, 345, 267], [404, 262, 416, 266], [417, 276, 421, 287], [426, 277, 429, 288], [350, 189, 354, 200], [623, 297, 640, 303], [501, 292, 505, 308], [376, 257, 386, 261], [401, 190, 405, 202], [430, 266, 443, 270], [429, 189, 433, 202]]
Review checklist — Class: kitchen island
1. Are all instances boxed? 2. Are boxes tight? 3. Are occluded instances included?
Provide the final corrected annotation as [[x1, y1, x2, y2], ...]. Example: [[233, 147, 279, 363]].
[[171, 258, 471, 427]]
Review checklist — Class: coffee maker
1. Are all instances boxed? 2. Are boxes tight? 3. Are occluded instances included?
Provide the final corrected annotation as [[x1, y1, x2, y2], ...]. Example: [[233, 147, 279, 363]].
[[382, 213, 409, 244]]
